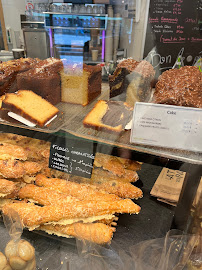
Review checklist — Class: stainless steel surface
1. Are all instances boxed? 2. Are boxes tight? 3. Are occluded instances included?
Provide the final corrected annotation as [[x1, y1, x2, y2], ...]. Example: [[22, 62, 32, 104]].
[[23, 29, 50, 59]]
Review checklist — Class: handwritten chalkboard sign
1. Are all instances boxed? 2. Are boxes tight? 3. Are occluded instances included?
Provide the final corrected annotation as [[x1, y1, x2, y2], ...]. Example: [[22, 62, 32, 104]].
[[49, 136, 96, 178], [143, 0, 202, 73]]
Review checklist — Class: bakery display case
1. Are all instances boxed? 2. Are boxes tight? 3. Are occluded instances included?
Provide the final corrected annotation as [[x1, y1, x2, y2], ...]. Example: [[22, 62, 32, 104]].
[[0, 0, 201, 269]]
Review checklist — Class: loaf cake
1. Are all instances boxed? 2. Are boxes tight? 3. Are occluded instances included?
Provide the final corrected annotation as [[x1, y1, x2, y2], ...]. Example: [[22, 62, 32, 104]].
[[17, 58, 63, 105], [83, 100, 133, 132], [153, 66, 202, 108], [0, 58, 39, 96], [109, 58, 155, 107], [60, 63, 102, 106], [2, 90, 59, 126]]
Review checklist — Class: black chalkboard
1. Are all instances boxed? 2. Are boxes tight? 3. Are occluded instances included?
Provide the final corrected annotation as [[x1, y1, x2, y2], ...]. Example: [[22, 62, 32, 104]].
[[143, 0, 202, 73], [49, 136, 96, 178]]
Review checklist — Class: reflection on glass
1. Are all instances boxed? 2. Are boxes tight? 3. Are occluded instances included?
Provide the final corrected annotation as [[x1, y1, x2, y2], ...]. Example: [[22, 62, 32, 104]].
[[0, 20, 5, 50]]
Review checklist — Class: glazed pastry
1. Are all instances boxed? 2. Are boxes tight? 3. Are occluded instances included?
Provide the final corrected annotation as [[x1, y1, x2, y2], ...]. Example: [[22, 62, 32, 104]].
[[5, 239, 35, 270], [9, 256, 27, 269], [18, 240, 35, 261], [5, 240, 18, 258]]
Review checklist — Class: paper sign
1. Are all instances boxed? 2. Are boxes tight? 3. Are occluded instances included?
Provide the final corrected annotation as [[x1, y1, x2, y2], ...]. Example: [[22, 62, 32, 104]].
[[151, 168, 202, 207], [130, 103, 202, 152], [49, 136, 95, 178]]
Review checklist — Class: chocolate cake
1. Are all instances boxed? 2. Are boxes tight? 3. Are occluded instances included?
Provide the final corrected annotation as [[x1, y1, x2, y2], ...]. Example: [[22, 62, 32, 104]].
[[17, 58, 63, 105], [83, 100, 133, 132], [109, 58, 155, 107], [0, 58, 39, 96], [61, 64, 102, 106], [153, 66, 202, 108]]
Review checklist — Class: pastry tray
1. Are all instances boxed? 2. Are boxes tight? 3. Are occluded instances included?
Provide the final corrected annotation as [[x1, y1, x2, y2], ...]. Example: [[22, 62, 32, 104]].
[[0, 165, 175, 269], [0, 106, 65, 134], [0, 84, 110, 134]]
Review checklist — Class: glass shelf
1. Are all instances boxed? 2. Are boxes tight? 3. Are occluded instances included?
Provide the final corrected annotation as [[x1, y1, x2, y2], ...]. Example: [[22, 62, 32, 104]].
[[45, 26, 105, 30], [43, 12, 108, 17]]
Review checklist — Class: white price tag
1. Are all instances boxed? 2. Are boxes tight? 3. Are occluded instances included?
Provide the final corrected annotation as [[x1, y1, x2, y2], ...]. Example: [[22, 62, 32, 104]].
[[130, 103, 202, 152]]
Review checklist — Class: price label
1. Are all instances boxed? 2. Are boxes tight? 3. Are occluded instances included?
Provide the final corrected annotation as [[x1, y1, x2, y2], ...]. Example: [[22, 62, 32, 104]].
[[49, 136, 96, 178], [130, 103, 202, 152]]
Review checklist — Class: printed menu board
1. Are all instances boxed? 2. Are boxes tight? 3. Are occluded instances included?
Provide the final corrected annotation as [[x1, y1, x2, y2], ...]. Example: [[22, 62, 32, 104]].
[[143, 0, 202, 72]]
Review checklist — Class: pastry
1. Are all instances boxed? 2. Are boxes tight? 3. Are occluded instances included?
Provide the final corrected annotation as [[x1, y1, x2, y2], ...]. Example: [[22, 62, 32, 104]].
[[83, 100, 133, 132], [0, 199, 15, 210], [38, 223, 115, 245], [0, 133, 26, 143], [61, 64, 102, 106], [92, 167, 139, 183], [94, 152, 141, 177], [0, 143, 27, 161], [109, 58, 155, 106], [0, 179, 20, 198], [0, 58, 39, 96], [70, 175, 143, 199], [5, 239, 35, 270], [153, 66, 202, 108], [17, 58, 63, 105], [17, 240, 35, 261], [19, 184, 79, 205], [35, 174, 121, 202], [9, 256, 27, 269], [2, 199, 140, 229], [2, 90, 59, 127], [0, 252, 8, 270], [0, 160, 42, 179]]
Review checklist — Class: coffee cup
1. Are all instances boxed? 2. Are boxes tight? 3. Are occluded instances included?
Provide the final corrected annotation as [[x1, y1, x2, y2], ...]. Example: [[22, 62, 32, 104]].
[[92, 49, 98, 61], [12, 49, 25, 59]]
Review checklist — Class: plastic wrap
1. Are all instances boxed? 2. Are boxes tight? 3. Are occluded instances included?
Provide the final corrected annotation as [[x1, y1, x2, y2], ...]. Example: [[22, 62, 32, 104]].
[[1, 208, 36, 270], [69, 230, 201, 270], [108, 57, 155, 109]]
